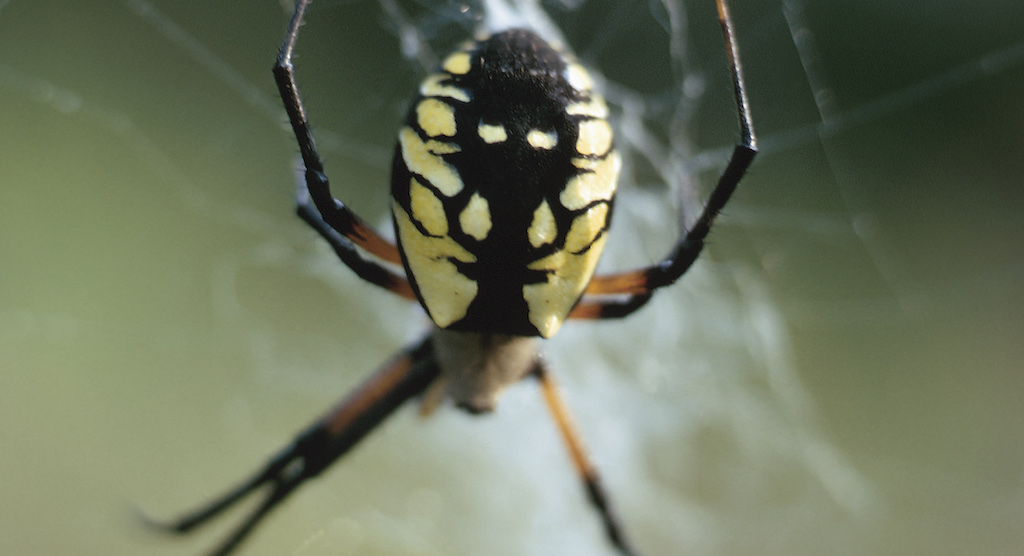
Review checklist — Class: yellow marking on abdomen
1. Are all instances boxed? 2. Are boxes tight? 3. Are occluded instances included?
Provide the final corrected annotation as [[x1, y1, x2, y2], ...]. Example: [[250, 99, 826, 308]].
[[523, 233, 609, 338], [393, 201, 477, 328], [527, 200, 557, 248], [409, 178, 448, 236], [417, 98, 457, 138], [459, 193, 492, 241], [575, 119, 613, 156], [564, 203, 608, 253], [399, 126, 464, 197], [527, 129, 558, 150], [565, 63, 594, 92], [420, 74, 471, 103], [478, 122, 508, 144], [566, 96, 608, 118], [442, 52, 472, 75], [560, 151, 621, 210]]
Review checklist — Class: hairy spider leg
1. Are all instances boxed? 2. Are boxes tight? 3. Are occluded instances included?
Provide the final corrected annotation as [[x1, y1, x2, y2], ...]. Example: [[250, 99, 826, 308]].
[[533, 359, 640, 556], [296, 184, 416, 298], [146, 338, 438, 555], [569, 0, 757, 321], [275, 0, 407, 279]]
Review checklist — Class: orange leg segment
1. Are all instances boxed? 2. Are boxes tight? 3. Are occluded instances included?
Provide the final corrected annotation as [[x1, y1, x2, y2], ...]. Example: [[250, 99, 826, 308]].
[[533, 360, 640, 556], [147, 337, 438, 556]]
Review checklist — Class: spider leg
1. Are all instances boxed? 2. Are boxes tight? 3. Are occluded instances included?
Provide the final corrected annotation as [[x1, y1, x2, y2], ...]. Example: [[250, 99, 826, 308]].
[[532, 360, 640, 556], [573, 0, 756, 321], [567, 293, 651, 320], [146, 337, 439, 556], [296, 185, 416, 299], [274, 0, 404, 279]]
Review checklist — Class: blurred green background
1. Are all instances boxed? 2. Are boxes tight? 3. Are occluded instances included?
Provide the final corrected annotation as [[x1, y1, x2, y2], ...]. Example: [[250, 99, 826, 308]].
[[2, 1, 1022, 555]]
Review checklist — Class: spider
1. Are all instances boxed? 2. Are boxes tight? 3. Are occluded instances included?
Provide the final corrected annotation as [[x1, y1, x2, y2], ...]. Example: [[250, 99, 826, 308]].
[[153, 0, 755, 554]]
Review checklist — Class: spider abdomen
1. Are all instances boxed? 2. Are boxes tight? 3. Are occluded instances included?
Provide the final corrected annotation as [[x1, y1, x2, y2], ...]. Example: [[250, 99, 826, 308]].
[[391, 29, 621, 338]]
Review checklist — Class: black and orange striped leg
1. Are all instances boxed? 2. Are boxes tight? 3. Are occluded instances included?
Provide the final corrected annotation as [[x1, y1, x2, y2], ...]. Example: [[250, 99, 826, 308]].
[[295, 185, 416, 299], [533, 359, 640, 556], [274, 0, 405, 286], [571, 0, 756, 322], [568, 293, 652, 321], [147, 337, 439, 556]]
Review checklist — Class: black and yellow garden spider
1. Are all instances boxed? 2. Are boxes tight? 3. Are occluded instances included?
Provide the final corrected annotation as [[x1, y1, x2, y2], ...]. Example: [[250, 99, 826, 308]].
[[154, 0, 755, 554]]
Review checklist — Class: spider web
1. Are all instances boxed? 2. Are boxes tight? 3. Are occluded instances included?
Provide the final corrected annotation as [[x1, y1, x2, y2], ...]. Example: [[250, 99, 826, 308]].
[[1, 1, 1022, 555]]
